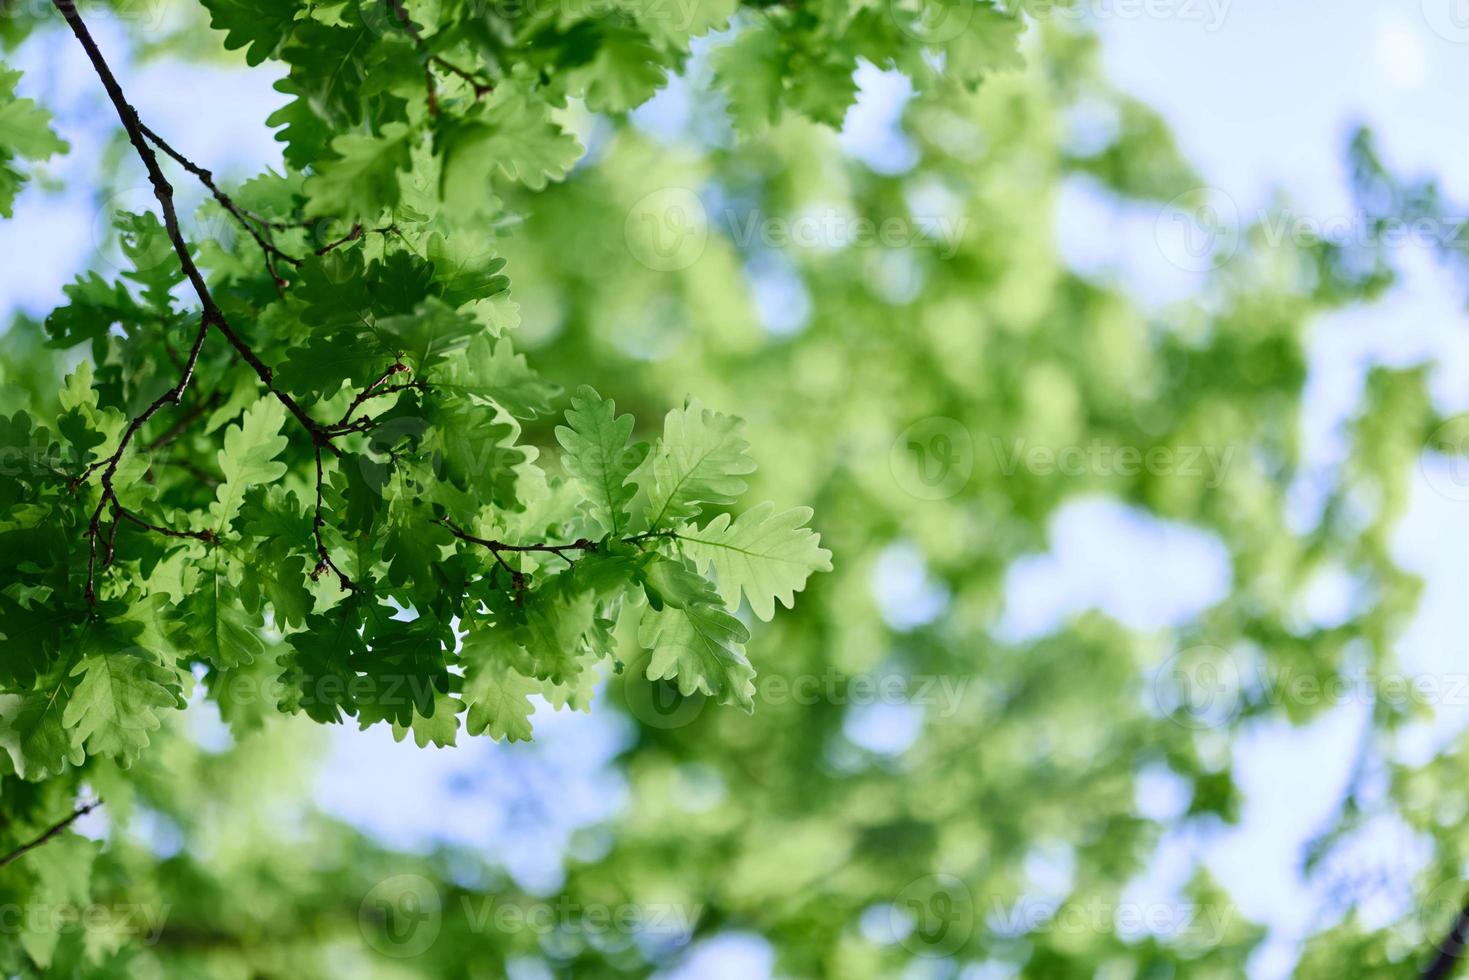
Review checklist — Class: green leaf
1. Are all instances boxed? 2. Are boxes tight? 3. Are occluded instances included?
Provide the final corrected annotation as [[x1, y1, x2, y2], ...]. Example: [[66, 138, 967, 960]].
[[211, 398, 290, 528], [424, 396, 525, 506], [62, 648, 184, 766], [377, 297, 478, 374], [277, 601, 369, 724], [512, 584, 596, 687], [0, 65, 68, 218], [115, 211, 184, 312], [16, 832, 96, 968], [628, 399, 755, 530], [438, 82, 583, 205], [392, 690, 461, 748], [461, 627, 539, 742], [680, 503, 832, 621], [185, 554, 266, 668], [44, 273, 146, 347], [200, 0, 299, 66], [555, 386, 643, 535], [570, 25, 669, 113], [940, 1, 1026, 85], [711, 27, 785, 137], [0, 671, 84, 781], [304, 123, 414, 219], [638, 561, 754, 711], [433, 334, 560, 421]]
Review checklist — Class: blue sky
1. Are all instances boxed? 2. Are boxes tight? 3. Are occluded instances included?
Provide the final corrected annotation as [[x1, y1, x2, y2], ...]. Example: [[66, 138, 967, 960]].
[[9, 5, 1469, 977]]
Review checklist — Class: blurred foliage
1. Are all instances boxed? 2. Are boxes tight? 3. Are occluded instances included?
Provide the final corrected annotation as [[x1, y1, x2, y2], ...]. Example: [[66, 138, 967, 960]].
[[0, 1, 1465, 977]]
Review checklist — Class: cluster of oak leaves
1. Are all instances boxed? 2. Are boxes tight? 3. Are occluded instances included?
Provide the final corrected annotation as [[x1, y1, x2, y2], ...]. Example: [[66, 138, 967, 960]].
[[0, 0, 1026, 779]]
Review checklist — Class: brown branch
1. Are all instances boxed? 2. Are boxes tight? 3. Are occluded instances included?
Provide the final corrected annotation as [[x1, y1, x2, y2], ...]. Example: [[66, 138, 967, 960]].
[[73, 314, 210, 605], [437, 517, 597, 562], [142, 389, 220, 453], [386, 0, 492, 114], [430, 56, 493, 98], [438, 520, 677, 559], [316, 222, 364, 255], [112, 505, 216, 545], [310, 446, 354, 592], [137, 121, 302, 289], [54, 0, 431, 602], [313, 222, 399, 256], [435, 520, 680, 603], [58, 0, 498, 608], [53, 0, 325, 443], [329, 362, 412, 430], [0, 800, 100, 869]]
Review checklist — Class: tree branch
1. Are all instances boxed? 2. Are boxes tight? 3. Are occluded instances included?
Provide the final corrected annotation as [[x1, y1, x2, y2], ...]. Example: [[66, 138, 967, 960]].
[[74, 314, 210, 605], [0, 800, 101, 869], [52, 0, 324, 441], [386, 0, 493, 114], [435, 520, 682, 603], [112, 504, 216, 545], [437, 517, 597, 562], [311, 446, 354, 592], [137, 120, 301, 289], [55, 0, 420, 602]]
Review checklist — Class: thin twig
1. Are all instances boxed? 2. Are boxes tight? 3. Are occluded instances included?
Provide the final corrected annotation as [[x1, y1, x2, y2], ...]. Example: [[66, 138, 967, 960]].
[[386, 0, 493, 114], [54, 0, 434, 600], [430, 56, 493, 97], [113, 505, 216, 545], [435, 519, 681, 602], [437, 517, 597, 562], [310, 447, 353, 591], [0, 801, 100, 869], [137, 121, 302, 289], [330, 362, 411, 430], [72, 315, 210, 604], [142, 390, 220, 453]]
